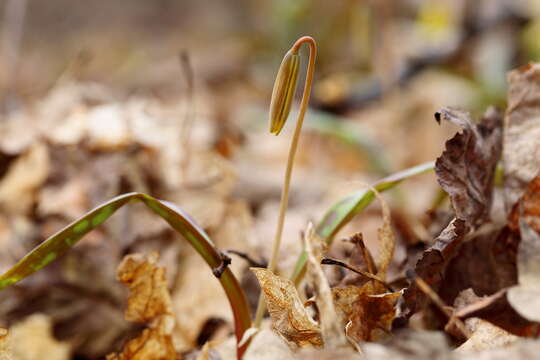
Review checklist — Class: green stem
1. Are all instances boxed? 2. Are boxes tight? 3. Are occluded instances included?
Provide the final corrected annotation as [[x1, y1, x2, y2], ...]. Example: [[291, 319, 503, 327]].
[[253, 36, 317, 327]]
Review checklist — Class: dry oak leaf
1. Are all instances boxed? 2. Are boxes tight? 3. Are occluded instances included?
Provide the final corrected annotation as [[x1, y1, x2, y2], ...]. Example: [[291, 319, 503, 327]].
[[434, 107, 502, 228], [251, 268, 323, 348], [108, 252, 176, 360], [504, 63, 540, 211]]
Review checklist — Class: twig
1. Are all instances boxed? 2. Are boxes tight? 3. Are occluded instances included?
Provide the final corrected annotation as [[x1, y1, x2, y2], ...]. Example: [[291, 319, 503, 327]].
[[321, 257, 392, 291], [179, 50, 195, 182], [347, 232, 377, 275], [226, 249, 267, 268], [408, 270, 471, 339]]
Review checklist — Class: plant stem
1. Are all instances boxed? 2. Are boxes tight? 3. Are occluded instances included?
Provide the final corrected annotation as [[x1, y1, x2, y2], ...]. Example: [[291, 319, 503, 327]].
[[253, 36, 317, 327]]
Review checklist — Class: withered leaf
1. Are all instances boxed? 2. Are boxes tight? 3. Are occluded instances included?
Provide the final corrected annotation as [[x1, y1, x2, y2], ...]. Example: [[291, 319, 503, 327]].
[[372, 187, 395, 280], [434, 107, 502, 227], [400, 218, 468, 318], [304, 223, 347, 348], [116, 252, 173, 323], [439, 226, 518, 305], [108, 252, 176, 360], [508, 172, 540, 233], [504, 64, 540, 211], [251, 268, 322, 348], [333, 283, 400, 342], [106, 320, 176, 360]]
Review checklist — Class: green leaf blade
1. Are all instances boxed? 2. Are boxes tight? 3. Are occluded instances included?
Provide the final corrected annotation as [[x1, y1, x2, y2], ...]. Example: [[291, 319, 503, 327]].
[[291, 161, 435, 285]]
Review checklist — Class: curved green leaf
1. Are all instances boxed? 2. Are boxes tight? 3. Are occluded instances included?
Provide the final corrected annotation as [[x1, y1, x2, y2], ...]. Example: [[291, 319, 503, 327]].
[[290, 161, 435, 285], [0, 192, 251, 359]]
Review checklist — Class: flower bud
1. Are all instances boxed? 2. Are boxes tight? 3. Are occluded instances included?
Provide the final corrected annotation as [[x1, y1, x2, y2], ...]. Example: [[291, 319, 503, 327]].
[[269, 49, 300, 135]]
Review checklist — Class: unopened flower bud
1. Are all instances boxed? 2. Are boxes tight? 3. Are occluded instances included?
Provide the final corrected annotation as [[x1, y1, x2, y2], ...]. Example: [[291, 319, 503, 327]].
[[269, 49, 300, 135]]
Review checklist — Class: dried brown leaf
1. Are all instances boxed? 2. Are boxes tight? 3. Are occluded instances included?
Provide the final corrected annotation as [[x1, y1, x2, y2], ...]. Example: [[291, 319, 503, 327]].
[[106, 318, 176, 360], [401, 218, 468, 318], [116, 252, 173, 323], [434, 107, 502, 227], [108, 252, 176, 360], [304, 223, 347, 348], [251, 268, 322, 348], [332, 283, 400, 343], [371, 188, 395, 280], [440, 227, 518, 305], [504, 64, 540, 210]]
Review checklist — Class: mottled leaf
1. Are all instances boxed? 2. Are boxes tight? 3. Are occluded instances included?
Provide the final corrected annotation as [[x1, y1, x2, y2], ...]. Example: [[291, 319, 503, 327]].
[[0, 192, 251, 358], [434, 107, 502, 227]]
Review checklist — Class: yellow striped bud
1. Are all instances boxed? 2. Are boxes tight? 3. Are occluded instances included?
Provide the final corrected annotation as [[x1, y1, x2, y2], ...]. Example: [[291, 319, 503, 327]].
[[269, 49, 300, 135]]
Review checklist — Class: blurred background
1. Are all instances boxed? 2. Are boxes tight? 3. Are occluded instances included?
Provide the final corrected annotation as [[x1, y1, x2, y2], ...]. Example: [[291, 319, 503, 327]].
[[0, 0, 539, 358]]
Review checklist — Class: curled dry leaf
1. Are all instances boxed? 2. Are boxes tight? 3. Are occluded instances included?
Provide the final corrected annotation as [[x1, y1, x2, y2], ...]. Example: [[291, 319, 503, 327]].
[[332, 283, 401, 343], [504, 64, 540, 211], [399, 107, 502, 320], [251, 268, 322, 348], [401, 218, 468, 318], [434, 107, 502, 228], [108, 252, 176, 360], [304, 223, 347, 349]]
